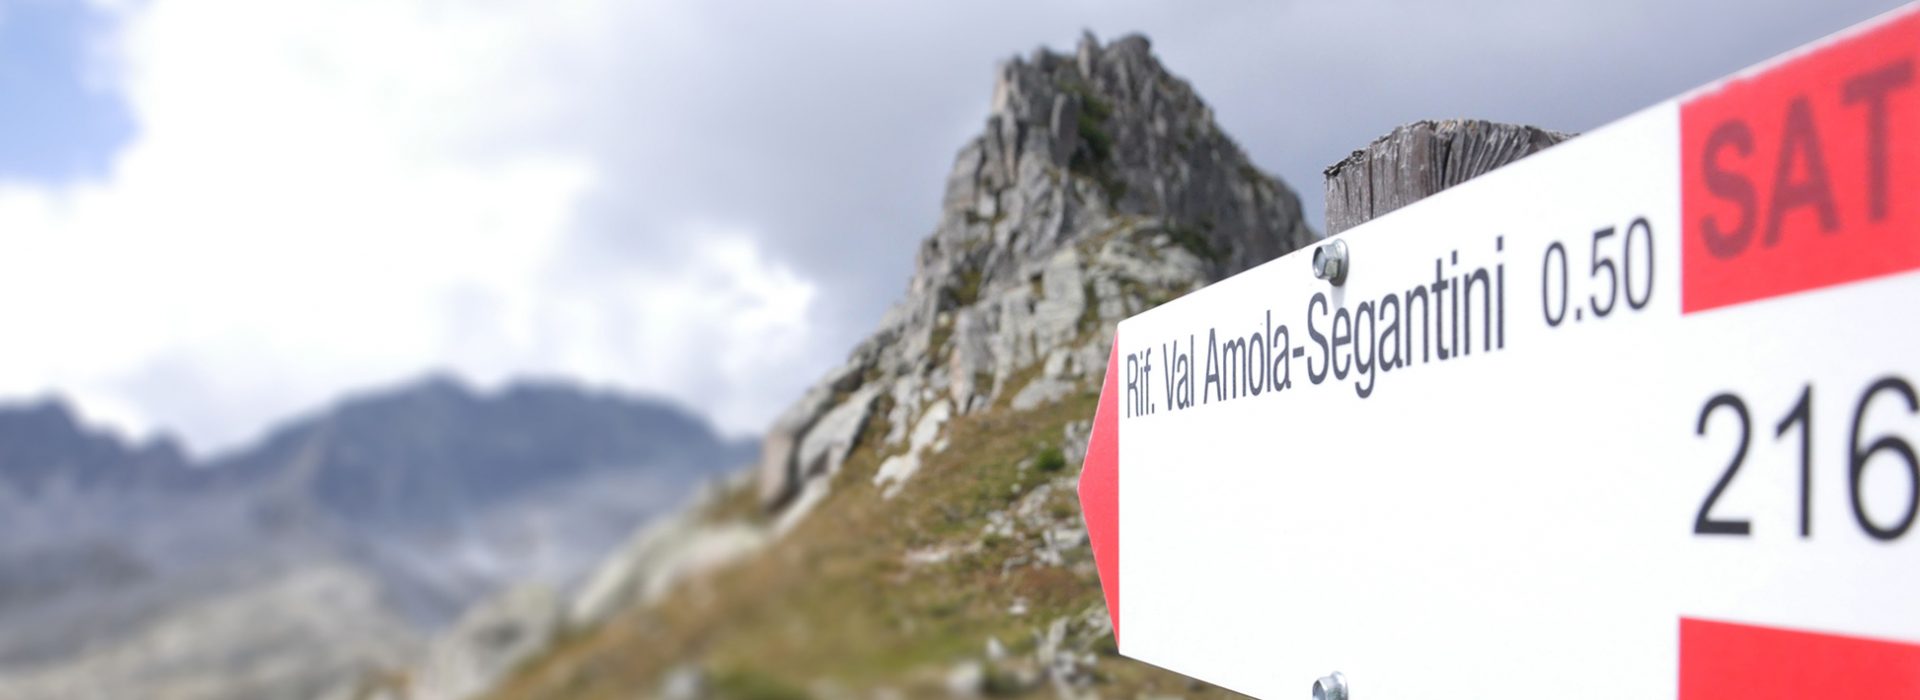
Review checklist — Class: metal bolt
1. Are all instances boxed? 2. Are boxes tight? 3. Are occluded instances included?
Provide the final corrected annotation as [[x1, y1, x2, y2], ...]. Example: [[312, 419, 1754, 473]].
[[1312, 239, 1349, 285], [1312, 671, 1348, 700]]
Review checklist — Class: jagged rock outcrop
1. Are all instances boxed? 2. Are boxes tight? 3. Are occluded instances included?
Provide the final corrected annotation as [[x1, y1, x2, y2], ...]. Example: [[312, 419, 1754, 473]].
[[757, 31, 1316, 509], [566, 475, 769, 626]]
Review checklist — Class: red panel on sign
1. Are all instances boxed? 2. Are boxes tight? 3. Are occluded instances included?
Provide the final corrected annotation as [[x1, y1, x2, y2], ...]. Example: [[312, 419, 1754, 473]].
[[1680, 8, 1920, 313], [1078, 337, 1121, 642], [1679, 617, 1920, 699]]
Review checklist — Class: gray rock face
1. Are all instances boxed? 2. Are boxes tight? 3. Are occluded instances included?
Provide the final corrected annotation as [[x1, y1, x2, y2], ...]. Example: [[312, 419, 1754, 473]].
[[754, 359, 866, 506], [794, 385, 881, 480], [757, 32, 1317, 511], [411, 584, 561, 700], [567, 478, 770, 626], [1323, 119, 1572, 234]]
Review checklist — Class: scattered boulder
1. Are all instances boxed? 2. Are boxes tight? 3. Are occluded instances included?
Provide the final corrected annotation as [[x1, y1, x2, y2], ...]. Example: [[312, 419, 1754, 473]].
[[872, 399, 952, 499]]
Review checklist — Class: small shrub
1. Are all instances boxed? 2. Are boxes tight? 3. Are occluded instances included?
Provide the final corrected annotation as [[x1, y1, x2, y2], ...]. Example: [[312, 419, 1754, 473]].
[[1068, 87, 1115, 175], [950, 267, 985, 307], [1076, 111, 1112, 166], [1034, 446, 1067, 473]]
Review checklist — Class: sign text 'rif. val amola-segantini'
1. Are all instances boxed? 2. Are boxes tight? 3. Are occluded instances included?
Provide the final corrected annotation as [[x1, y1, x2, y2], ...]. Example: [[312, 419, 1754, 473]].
[[1079, 4, 1920, 699]]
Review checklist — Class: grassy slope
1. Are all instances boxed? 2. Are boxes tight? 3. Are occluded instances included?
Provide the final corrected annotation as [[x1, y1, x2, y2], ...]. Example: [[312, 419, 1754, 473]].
[[487, 375, 1242, 700]]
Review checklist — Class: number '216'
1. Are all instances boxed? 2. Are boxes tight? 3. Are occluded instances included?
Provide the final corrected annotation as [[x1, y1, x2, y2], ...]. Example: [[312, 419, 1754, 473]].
[[1694, 377, 1919, 540]]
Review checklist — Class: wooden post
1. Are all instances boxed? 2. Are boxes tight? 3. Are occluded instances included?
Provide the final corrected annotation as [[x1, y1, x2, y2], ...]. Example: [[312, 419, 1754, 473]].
[[1323, 119, 1572, 234]]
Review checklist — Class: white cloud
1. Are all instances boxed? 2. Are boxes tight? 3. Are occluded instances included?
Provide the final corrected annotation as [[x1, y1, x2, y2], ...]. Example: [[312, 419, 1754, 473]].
[[4, 0, 1905, 455], [0, 0, 822, 451]]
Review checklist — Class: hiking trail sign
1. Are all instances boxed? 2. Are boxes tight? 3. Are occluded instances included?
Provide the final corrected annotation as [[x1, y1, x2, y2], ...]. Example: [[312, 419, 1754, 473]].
[[1078, 5, 1920, 699]]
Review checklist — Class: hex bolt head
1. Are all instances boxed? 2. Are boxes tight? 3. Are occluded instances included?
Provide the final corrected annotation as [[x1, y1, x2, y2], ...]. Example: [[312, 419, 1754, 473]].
[[1312, 239, 1349, 285], [1312, 671, 1348, 700]]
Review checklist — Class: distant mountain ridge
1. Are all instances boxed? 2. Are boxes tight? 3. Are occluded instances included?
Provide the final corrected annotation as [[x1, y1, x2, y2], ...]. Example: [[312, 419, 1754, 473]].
[[0, 375, 749, 515], [0, 398, 191, 496], [0, 374, 755, 700], [210, 376, 744, 525]]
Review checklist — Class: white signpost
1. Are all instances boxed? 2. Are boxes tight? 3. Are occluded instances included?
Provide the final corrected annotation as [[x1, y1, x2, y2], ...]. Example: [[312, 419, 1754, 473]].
[[1078, 5, 1920, 699]]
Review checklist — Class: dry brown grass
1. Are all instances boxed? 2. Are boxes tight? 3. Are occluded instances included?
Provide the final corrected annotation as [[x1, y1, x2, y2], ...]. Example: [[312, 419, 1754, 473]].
[[486, 385, 1241, 700]]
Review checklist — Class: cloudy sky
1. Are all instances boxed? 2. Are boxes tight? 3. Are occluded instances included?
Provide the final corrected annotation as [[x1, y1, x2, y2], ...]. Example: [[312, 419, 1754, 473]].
[[0, 0, 1905, 454]]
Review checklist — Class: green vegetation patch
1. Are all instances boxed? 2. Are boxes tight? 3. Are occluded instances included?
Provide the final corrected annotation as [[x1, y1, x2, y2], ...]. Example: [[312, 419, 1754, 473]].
[[1033, 446, 1066, 473], [709, 668, 814, 700], [949, 266, 985, 308]]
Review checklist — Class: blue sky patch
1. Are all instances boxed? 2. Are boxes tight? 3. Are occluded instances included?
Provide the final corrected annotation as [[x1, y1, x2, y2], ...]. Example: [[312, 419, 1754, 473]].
[[0, 0, 135, 184]]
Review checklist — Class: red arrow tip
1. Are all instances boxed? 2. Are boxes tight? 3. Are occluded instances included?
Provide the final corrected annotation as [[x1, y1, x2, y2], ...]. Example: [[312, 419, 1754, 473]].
[[1079, 336, 1121, 644]]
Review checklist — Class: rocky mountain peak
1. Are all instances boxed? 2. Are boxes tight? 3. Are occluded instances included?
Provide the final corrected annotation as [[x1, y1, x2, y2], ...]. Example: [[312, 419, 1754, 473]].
[[402, 31, 1328, 700], [921, 32, 1307, 300], [757, 31, 1316, 508]]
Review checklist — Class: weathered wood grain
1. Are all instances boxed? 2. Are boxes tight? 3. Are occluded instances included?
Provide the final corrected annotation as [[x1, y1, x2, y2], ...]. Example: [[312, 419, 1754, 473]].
[[1324, 119, 1572, 234]]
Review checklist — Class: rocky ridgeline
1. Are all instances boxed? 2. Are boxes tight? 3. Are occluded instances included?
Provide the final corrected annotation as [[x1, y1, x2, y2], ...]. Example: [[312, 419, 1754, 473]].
[[755, 31, 1314, 513]]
